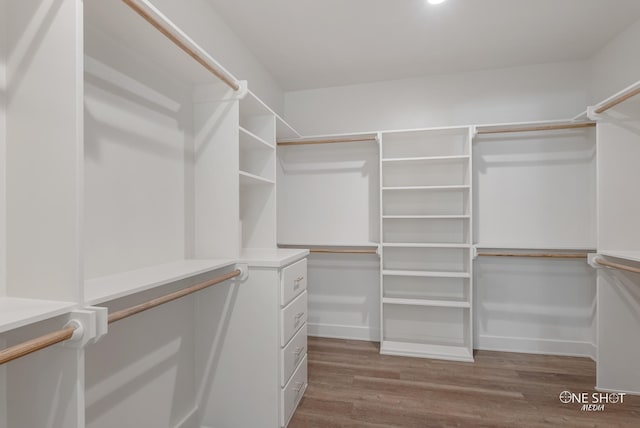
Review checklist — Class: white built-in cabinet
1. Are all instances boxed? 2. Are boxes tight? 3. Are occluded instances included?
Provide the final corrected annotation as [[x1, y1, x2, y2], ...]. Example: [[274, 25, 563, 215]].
[[379, 128, 474, 362]]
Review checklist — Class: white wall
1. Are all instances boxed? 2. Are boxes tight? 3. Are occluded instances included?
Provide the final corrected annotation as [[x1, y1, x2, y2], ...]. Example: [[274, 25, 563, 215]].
[[590, 18, 640, 104], [284, 61, 589, 135], [150, 0, 284, 114]]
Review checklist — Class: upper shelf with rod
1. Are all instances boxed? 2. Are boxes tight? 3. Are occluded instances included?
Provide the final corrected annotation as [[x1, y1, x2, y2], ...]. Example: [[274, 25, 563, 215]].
[[86, 0, 242, 89], [590, 80, 640, 116]]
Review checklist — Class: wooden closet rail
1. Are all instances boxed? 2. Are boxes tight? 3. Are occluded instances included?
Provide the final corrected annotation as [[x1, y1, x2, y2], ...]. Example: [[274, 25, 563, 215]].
[[0, 325, 78, 366], [594, 257, 640, 274], [122, 0, 240, 91], [477, 122, 595, 135], [477, 252, 589, 259], [277, 137, 377, 147], [595, 86, 640, 114], [108, 269, 242, 324]]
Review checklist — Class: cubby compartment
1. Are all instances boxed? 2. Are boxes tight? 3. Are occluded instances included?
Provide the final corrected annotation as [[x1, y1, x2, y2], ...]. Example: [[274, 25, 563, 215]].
[[240, 128, 275, 181], [381, 305, 473, 361], [382, 158, 470, 187], [383, 276, 469, 303], [381, 128, 469, 159], [383, 218, 470, 244], [383, 188, 470, 216], [240, 92, 276, 145], [383, 247, 470, 273]]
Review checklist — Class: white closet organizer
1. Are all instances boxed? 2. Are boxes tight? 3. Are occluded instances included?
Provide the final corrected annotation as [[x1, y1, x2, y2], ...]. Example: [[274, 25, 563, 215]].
[[588, 81, 640, 394], [380, 127, 474, 362]]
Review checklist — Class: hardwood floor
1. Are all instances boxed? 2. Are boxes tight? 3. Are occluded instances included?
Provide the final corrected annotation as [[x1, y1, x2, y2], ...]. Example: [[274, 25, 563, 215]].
[[290, 337, 640, 427]]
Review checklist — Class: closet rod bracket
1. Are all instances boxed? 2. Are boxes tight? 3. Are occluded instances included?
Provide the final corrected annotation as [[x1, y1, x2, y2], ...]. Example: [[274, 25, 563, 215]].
[[62, 308, 107, 349], [236, 80, 249, 100], [472, 246, 479, 260], [236, 264, 250, 281], [586, 106, 601, 121]]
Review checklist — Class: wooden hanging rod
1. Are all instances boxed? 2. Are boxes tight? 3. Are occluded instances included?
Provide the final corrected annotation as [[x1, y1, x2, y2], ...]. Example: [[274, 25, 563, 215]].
[[0, 324, 78, 366], [108, 269, 242, 324], [477, 252, 589, 259], [122, 0, 240, 91], [310, 248, 378, 255], [595, 86, 640, 114], [594, 257, 640, 274], [477, 122, 596, 135], [277, 137, 378, 147]]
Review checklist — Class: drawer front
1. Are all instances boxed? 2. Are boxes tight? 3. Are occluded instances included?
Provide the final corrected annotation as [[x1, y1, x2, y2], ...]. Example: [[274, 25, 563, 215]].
[[281, 323, 307, 387], [281, 355, 308, 427], [281, 258, 307, 307], [281, 291, 307, 346]]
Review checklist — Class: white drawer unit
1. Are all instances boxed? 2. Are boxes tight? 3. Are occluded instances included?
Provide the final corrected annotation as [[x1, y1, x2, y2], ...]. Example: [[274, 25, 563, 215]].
[[281, 323, 307, 387], [281, 355, 308, 428], [281, 258, 307, 306], [202, 251, 308, 428], [281, 291, 308, 346]]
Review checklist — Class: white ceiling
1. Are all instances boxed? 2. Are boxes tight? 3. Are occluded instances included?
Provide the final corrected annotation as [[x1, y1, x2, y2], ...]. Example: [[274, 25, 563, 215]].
[[207, 0, 640, 91]]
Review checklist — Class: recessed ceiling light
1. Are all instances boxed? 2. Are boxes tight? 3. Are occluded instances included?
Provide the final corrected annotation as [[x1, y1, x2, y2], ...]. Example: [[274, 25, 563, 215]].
[[428, 0, 448, 5]]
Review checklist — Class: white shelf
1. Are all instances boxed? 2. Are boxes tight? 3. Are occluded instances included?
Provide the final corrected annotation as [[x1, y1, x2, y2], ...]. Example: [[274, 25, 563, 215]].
[[85, 259, 236, 305], [380, 341, 474, 362], [0, 298, 77, 334], [383, 243, 471, 249], [598, 251, 640, 263], [382, 185, 470, 191], [382, 270, 470, 279], [383, 215, 470, 220], [382, 155, 470, 163], [239, 171, 275, 186], [382, 297, 470, 309], [240, 127, 275, 151]]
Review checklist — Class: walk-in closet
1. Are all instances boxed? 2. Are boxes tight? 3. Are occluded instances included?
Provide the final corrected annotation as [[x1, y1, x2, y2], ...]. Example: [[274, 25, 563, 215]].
[[2, 0, 640, 426]]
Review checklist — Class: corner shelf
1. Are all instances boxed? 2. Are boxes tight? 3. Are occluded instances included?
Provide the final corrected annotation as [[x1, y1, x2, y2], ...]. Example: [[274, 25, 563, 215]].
[[84, 259, 236, 305], [0, 298, 77, 334], [239, 171, 275, 186]]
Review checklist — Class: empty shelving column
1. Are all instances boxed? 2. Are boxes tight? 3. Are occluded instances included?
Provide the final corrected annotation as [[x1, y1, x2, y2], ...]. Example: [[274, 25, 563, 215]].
[[380, 127, 474, 362]]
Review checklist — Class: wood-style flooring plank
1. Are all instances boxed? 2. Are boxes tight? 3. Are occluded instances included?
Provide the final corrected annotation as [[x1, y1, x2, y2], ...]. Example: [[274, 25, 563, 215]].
[[289, 337, 640, 427]]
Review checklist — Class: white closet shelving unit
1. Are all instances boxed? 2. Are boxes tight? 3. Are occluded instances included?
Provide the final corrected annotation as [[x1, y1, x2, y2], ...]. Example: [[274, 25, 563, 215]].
[[588, 81, 640, 394], [380, 127, 474, 362], [239, 91, 278, 250]]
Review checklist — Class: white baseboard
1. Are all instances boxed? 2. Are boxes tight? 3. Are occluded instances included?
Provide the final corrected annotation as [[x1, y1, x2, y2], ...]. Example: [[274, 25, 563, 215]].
[[477, 334, 597, 361], [595, 386, 640, 396], [307, 322, 379, 342], [174, 406, 199, 428]]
